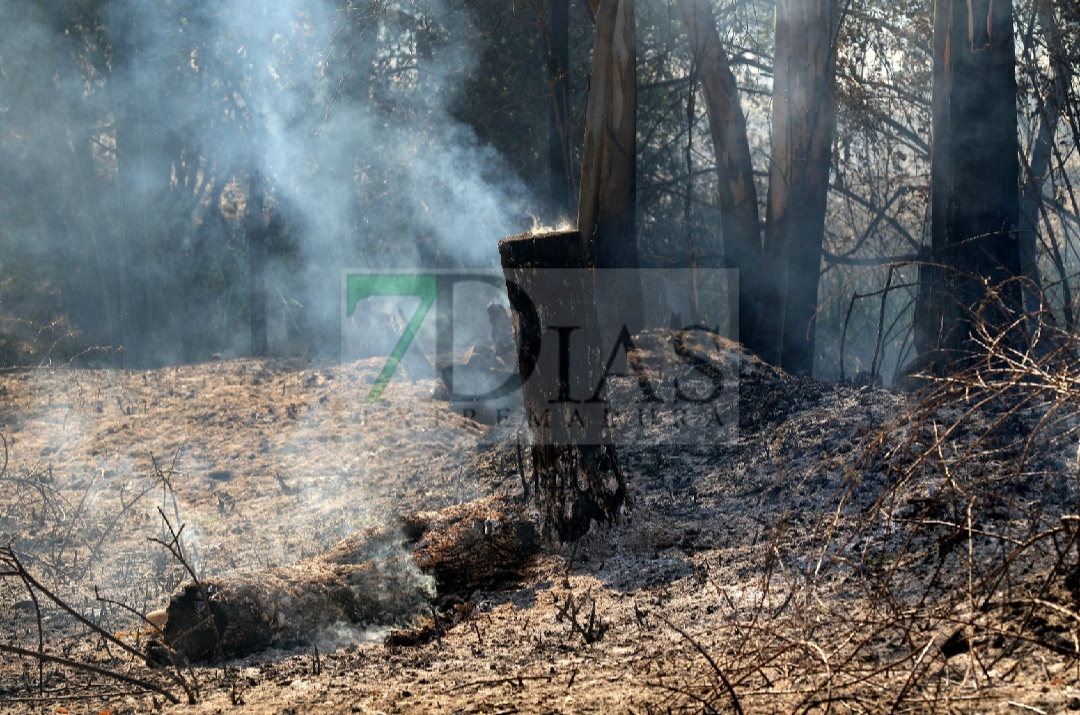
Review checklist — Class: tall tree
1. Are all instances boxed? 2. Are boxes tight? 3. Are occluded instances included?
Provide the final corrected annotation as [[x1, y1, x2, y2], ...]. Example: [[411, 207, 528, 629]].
[[578, 0, 644, 336], [544, 0, 574, 218], [914, 0, 1021, 362], [676, 0, 764, 352], [759, 0, 842, 375], [1018, 0, 1069, 319]]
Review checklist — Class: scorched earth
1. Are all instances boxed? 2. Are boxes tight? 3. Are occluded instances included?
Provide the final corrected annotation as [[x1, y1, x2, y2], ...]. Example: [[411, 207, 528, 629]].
[[2, 342, 1080, 713]]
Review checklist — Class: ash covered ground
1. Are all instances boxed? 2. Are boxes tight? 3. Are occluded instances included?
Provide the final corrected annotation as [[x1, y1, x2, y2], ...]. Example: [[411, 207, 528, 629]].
[[2, 341, 1080, 714]]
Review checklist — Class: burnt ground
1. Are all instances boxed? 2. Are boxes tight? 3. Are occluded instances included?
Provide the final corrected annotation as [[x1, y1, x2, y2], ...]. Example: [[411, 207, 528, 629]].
[[2, 340, 1080, 713]]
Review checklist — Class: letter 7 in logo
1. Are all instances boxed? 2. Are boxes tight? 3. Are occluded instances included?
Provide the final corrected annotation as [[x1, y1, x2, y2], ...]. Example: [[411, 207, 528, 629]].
[[345, 273, 437, 402]]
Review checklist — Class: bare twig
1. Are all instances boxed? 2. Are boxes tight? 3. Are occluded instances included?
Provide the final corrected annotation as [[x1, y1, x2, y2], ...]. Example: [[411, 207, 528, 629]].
[[660, 616, 745, 715], [0, 643, 179, 704]]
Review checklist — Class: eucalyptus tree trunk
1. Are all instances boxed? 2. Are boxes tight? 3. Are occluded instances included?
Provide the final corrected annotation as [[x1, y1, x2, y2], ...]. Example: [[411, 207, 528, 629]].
[[578, 0, 643, 337], [1018, 0, 1067, 320], [914, 0, 1021, 362], [759, 0, 840, 375], [676, 0, 763, 354], [546, 0, 573, 219]]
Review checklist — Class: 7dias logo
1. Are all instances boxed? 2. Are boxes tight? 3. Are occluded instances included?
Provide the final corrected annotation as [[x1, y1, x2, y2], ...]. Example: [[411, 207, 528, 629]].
[[342, 269, 739, 446]]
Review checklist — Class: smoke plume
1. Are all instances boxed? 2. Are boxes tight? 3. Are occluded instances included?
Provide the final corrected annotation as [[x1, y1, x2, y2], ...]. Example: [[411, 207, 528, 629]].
[[0, 0, 533, 364]]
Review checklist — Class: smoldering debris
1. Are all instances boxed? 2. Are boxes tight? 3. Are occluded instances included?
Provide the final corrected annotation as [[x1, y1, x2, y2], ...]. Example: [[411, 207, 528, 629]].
[[160, 498, 539, 660]]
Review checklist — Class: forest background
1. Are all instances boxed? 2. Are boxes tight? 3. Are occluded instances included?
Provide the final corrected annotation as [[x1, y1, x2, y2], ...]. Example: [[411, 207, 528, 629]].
[[1, 0, 1077, 384]]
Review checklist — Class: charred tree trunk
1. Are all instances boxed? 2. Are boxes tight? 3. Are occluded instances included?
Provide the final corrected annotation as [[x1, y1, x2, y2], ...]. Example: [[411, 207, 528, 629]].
[[759, 0, 840, 375], [915, 0, 1021, 363], [246, 173, 269, 358], [498, 230, 626, 543], [676, 0, 764, 354], [1019, 0, 1066, 319], [162, 499, 539, 660], [545, 0, 574, 219], [578, 0, 644, 337]]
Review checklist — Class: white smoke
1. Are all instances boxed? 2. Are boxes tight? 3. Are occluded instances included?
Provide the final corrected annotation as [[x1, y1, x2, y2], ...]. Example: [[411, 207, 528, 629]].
[[2, 0, 534, 360]]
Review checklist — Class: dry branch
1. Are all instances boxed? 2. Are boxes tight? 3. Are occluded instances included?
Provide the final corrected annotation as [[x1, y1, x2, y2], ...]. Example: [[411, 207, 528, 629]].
[[0, 546, 191, 704], [0, 643, 180, 704]]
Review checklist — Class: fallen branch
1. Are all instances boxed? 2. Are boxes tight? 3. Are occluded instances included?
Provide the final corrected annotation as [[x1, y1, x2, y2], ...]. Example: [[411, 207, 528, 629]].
[[0, 643, 179, 704]]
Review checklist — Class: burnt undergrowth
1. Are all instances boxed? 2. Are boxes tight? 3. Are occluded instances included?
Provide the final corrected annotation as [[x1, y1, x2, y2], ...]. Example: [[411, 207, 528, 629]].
[[0, 452, 206, 706], [2, 315, 1080, 712], [655, 306, 1080, 713]]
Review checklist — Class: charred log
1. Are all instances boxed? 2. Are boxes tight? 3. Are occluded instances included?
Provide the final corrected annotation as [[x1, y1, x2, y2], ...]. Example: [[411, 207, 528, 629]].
[[161, 499, 538, 660]]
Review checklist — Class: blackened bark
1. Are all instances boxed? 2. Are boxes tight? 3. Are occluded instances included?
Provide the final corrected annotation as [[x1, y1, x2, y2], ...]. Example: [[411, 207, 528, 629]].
[[916, 0, 1021, 362], [760, 0, 840, 376], [498, 230, 626, 543], [246, 174, 269, 358]]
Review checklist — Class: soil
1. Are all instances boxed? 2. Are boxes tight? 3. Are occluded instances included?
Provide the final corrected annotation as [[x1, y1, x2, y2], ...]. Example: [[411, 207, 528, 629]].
[[2, 341, 1080, 714]]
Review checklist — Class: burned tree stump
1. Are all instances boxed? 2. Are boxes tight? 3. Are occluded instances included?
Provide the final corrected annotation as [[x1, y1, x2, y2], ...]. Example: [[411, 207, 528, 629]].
[[498, 229, 626, 543], [161, 499, 538, 660]]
